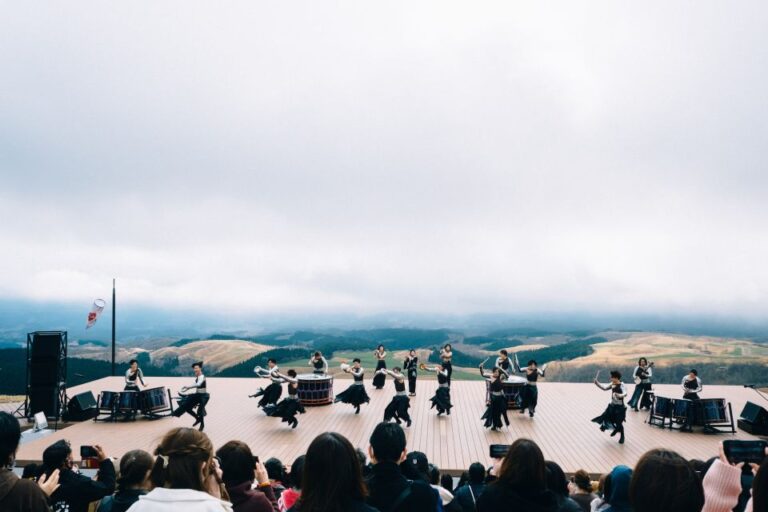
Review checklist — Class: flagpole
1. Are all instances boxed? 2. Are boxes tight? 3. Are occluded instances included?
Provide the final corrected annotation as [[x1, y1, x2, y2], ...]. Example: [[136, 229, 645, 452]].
[[111, 278, 116, 376]]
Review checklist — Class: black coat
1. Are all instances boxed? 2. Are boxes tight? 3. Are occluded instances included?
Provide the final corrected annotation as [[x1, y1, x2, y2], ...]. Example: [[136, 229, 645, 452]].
[[366, 462, 438, 512], [476, 481, 558, 512], [49, 459, 116, 512]]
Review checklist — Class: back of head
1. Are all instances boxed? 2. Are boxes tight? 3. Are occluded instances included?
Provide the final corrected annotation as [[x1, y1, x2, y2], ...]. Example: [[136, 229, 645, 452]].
[[545, 461, 569, 497], [496, 438, 546, 492], [468, 462, 486, 485], [118, 450, 154, 491], [401, 452, 430, 482], [289, 455, 305, 491], [0, 411, 21, 467], [264, 458, 285, 482], [216, 440, 255, 485], [42, 440, 71, 473], [440, 473, 453, 491], [150, 427, 213, 492], [572, 469, 593, 493], [299, 432, 366, 512], [629, 449, 703, 512], [369, 422, 406, 463], [428, 464, 439, 485], [606, 466, 632, 508]]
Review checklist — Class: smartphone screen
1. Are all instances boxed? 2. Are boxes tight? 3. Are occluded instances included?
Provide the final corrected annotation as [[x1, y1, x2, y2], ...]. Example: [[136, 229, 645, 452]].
[[80, 445, 98, 459], [723, 440, 768, 465], [489, 444, 510, 459]]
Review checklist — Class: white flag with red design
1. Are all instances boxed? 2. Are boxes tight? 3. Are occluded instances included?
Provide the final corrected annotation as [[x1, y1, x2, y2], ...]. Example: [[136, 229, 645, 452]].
[[86, 299, 106, 329]]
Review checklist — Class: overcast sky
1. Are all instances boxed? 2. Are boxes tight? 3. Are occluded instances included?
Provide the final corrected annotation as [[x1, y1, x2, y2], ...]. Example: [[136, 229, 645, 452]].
[[1, 1, 767, 319]]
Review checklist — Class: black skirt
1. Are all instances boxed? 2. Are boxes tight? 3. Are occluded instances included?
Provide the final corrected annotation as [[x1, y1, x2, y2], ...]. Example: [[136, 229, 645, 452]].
[[592, 404, 626, 430], [430, 386, 452, 414], [173, 393, 209, 417], [335, 384, 371, 407], [482, 394, 506, 428], [520, 385, 538, 411], [255, 382, 283, 408], [384, 395, 411, 421], [264, 398, 306, 423], [373, 361, 387, 389]]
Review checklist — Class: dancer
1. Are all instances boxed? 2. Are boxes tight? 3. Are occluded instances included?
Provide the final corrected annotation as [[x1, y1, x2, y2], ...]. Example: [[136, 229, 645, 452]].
[[172, 361, 209, 431], [372, 345, 387, 389], [264, 369, 305, 429], [592, 370, 627, 444], [308, 351, 328, 375], [378, 367, 412, 427], [628, 358, 654, 411], [422, 363, 452, 416], [479, 364, 509, 431], [514, 354, 547, 417], [334, 359, 370, 414], [440, 344, 453, 385], [494, 350, 513, 379], [404, 349, 419, 396], [251, 359, 283, 408], [680, 369, 703, 432]]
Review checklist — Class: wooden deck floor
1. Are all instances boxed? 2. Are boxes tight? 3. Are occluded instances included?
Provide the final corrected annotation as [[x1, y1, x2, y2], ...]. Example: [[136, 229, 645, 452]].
[[15, 377, 765, 474]]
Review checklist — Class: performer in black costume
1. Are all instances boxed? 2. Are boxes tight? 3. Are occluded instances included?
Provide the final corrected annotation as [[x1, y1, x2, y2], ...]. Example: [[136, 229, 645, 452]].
[[121, 358, 147, 420], [334, 359, 370, 414], [172, 361, 209, 431], [440, 344, 453, 385], [251, 358, 283, 408], [378, 367, 412, 427], [628, 357, 654, 411], [404, 349, 419, 396], [422, 363, 452, 416], [680, 369, 703, 432], [514, 354, 547, 417], [479, 364, 509, 431], [592, 370, 627, 444], [308, 351, 328, 375], [494, 350, 512, 379], [372, 345, 387, 389], [264, 369, 305, 429]]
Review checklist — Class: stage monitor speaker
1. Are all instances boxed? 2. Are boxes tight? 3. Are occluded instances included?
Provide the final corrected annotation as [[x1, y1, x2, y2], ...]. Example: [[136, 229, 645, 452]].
[[30, 332, 64, 359], [28, 386, 60, 418], [740, 401, 768, 426], [66, 391, 98, 421]]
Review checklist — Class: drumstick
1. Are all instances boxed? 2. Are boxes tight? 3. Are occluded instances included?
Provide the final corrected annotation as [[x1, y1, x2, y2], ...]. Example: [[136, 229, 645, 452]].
[[594, 370, 600, 382], [480, 357, 490, 367]]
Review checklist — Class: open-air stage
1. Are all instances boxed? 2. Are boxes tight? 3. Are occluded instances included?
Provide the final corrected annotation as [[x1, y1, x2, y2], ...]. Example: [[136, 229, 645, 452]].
[[16, 377, 765, 475]]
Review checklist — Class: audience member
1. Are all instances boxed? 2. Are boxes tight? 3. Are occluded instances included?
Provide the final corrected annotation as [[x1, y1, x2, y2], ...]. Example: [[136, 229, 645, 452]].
[[629, 449, 703, 512], [278, 455, 304, 512], [97, 449, 153, 512], [0, 411, 59, 512], [287, 432, 376, 512], [440, 474, 454, 493], [476, 438, 557, 512], [701, 443, 765, 512], [130, 427, 232, 511], [567, 470, 596, 512], [544, 461, 582, 512], [264, 459, 286, 500], [365, 423, 438, 512], [215, 441, 278, 512], [599, 466, 632, 512], [355, 448, 372, 478], [42, 439, 115, 512], [750, 453, 767, 512], [453, 462, 486, 512]]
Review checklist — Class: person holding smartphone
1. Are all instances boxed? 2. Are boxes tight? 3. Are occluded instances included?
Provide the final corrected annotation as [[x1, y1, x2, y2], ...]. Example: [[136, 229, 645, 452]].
[[216, 441, 278, 512]]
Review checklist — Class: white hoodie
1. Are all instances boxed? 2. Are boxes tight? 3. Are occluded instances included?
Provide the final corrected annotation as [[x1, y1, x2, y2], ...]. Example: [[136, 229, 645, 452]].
[[127, 487, 233, 512]]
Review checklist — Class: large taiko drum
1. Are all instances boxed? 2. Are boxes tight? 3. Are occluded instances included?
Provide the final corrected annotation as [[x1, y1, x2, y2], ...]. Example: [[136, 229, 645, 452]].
[[99, 391, 120, 410], [297, 374, 334, 406], [118, 390, 138, 412], [701, 398, 727, 424], [140, 387, 170, 412], [485, 377, 527, 409]]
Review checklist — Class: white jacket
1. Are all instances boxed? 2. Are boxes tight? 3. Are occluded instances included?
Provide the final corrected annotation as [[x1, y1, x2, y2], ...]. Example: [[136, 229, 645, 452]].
[[127, 487, 233, 512]]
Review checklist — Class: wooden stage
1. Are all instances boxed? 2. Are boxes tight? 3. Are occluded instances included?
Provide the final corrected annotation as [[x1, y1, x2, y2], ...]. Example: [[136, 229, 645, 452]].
[[16, 377, 765, 474]]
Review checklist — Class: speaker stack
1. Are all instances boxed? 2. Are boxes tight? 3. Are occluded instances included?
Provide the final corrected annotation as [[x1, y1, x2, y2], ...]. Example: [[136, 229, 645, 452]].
[[737, 401, 768, 436], [25, 331, 68, 420]]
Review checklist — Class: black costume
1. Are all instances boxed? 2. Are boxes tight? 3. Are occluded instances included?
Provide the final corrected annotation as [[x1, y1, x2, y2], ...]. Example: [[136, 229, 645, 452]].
[[253, 366, 283, 408], [518, 366, 545, 417], [264, 378, 305, 429], [121, 367, 145, 418], [124, 368, 145, 391], [441, 351, 453, 385], [591, 381, 626, 443], [680, 375, 703, 430], [495, 357, 512, 379], [334, 367, 371, 413], [382, 372, 411, 426], [172, 374, 209, 430], [311, 357, 327, 375], [428, 368, 452, 415], [372, 353, 387, 389], [481, 374, 509, 430], [628, 365, 653, 410], [404, 356, 418, 395]]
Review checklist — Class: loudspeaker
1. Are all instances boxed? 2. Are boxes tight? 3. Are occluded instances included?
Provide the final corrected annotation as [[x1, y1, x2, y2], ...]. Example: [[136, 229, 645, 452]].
[[29, 360, 60, 386], [740, 401, 768, 426], [29, 386, 60, 418], [30, 333, 64, 359], [66, 391, 98, 421]]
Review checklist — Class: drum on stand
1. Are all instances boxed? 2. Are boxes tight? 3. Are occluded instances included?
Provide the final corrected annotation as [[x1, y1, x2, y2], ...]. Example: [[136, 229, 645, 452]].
[[672, 398, 692, 423], [485, 377, 526, 409], [297, 374, 334, 406], [118, 390, 138, 412], [99, 391, 119, 410], [140, 386, 170, 412], [701, 398, 727, 423]]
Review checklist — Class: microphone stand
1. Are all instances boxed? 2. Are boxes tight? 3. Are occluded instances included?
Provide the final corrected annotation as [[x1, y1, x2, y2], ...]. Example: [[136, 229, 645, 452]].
[[747, 386, 768, 403]]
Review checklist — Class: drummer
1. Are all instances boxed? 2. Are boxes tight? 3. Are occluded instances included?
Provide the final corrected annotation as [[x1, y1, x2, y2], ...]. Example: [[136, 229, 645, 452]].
[[308, 351, 329, 375], [124, 359, 147, 391]]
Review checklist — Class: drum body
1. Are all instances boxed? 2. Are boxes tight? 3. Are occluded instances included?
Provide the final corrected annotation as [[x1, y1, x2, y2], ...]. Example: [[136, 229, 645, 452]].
[[485, 378, 526, 409], [297, 374, 334, 406], [701, 398, 727, 423], [100, 391, 119, 410], [118, 390, 138, 412], [653, 395, 672, 417], [141, 387, 170, 412]]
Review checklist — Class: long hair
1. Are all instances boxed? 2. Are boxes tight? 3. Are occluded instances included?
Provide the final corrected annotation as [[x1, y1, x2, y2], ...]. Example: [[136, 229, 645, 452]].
[[297, 432, 367, 512], [629, 449, 703, 512], [150, 427, 214, 492], [545, 460, 569, 497], [117, 450, 153, 491], [495, 438, 546, 491], [751, 456, 767, 512]]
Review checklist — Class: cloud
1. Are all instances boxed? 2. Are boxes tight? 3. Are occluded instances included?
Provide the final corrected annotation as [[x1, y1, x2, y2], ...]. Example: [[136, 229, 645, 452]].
[[1, 1, 767, 317]]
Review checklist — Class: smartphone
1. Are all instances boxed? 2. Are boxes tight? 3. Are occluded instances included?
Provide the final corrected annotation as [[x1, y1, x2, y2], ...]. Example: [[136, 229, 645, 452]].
[[253, 455, 260, 464], [489, 444, 510, 459], [723, 440, 768, 465], [80, 445, 98, 459]]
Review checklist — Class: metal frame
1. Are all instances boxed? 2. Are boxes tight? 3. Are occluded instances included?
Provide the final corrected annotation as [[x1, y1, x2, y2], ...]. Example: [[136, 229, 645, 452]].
[[23, 331, 68, 422]]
